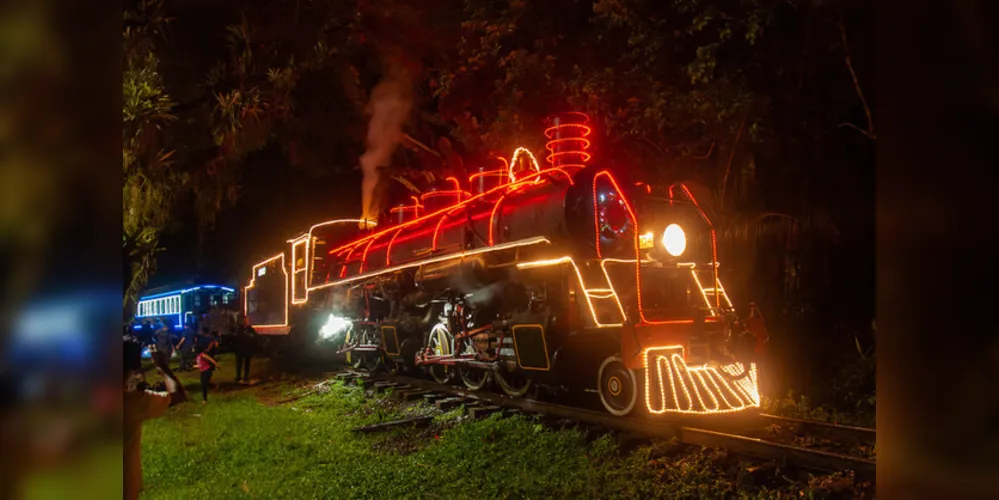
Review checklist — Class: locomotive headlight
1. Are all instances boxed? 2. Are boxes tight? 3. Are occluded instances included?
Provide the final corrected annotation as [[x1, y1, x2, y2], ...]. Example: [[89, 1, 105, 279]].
[[319, 314, 351, 341], [661, 224, 686, 256]]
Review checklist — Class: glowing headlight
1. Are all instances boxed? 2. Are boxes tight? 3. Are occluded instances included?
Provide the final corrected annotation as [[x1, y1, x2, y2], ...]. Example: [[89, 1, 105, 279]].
[[319, 314, 352, 340], [661, 224, 686, 256]]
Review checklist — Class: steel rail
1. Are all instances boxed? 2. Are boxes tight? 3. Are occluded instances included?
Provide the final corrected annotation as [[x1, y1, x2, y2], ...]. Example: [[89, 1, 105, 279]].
[[756, 413, 877, 444], [338, 370, 875, 481]]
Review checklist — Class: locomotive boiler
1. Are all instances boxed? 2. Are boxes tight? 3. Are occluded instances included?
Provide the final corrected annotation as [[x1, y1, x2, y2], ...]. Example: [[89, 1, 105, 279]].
[[244, 112, 761, 416]]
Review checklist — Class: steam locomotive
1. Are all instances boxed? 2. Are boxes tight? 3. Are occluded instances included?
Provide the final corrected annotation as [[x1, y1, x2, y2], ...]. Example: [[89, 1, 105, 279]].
[[244, 113, 760, 416]]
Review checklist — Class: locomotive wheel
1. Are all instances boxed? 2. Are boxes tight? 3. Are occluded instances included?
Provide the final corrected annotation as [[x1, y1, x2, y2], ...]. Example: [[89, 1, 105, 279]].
[[459, 366, 489, 391], [344, 326, 360, 368], [383, 355, 401, 375], [349, 354, 364, 370], [428, 326, 452, 384], [597, 355, 640, 416], [399, 338, 418, 373], [429, 364, 451, 384], [457, 342, 488, 390], [359, 353, 380, 372], [495, 368, 532, 397]]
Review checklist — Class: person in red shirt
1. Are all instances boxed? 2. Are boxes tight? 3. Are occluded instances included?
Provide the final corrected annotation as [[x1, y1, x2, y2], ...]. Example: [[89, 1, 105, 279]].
[[196, 347, 218, 404]]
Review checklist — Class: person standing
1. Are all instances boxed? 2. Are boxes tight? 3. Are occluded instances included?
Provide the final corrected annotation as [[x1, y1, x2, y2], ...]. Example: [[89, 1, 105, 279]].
[[195, 327, 215, 355], [124, 336, 186, 500], [234, 317, 258, 384], [155, 323, 174, 361], [195, 347, 218, 404], [175, 326, 196, 371], [140, 320, 154, 346]]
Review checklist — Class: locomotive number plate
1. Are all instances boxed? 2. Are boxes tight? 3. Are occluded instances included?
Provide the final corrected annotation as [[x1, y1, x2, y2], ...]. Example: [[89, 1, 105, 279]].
[[639, 231, 655, 249]]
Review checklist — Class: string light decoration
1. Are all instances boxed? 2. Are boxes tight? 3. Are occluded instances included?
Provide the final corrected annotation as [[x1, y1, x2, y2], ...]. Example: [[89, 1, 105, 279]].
[[325, 163, 571, 260], [517, 256, 625, 328], [488, 194, 508, 246], [469, 161, 509, 195], [390, 196, 423, 223], [443, 176, 472, 199], [297, 219, 380, 300], [643, 345, 760, 414], [243, 253, 289, 330], [684, 262, 734, 312], [385, 227, 404, 266], [431, 211, 451, 251], [508, 147, 542, 182], [677, 182, 720, 307], [598, 258, 695, 325], [358, 238, 377, 273], [587, 172, 728, 325], [289, 235, 309, 305], [592, 169, 635, 259], [310, 236, 553, 292], [544, 112, 592, 169]]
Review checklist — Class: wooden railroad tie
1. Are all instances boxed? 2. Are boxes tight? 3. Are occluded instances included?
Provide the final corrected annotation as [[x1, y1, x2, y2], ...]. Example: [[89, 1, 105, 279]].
[[398, 390, 432, 401], [468, 405, 503, 419], [434, 397, 465, 411], [351, 415, 435, 433], [373, 382, 400, 394], [422, 393, 448, 403]]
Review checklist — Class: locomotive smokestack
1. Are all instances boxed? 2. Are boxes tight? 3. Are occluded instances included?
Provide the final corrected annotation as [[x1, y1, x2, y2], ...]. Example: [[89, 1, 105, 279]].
[[359, 64, 412, 227]]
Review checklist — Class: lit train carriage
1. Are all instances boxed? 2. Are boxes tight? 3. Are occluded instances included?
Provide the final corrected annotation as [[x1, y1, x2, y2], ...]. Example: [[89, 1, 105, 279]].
[[134, 284, 238, 331], [244, 112, 760, 417]]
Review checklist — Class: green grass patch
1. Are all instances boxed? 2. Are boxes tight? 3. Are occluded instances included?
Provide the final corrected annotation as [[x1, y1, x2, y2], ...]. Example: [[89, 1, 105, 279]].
[[139, 365, 872, 499]]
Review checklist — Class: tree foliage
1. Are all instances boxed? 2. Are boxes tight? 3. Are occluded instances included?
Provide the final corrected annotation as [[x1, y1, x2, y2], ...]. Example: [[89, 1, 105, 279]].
[[123, 0, 183, 310], [125, 0, 874, 394]]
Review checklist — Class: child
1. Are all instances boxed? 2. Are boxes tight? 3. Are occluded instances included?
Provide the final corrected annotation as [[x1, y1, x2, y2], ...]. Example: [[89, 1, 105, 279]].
[[196, 348, 218, 404]]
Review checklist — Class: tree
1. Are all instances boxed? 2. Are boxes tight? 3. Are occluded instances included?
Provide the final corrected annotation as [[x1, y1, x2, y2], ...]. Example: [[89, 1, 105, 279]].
[[123, 0, 183, 313]]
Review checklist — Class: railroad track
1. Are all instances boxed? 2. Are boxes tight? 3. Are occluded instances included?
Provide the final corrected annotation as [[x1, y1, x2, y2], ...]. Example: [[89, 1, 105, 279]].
[[332, 368, 876, 482], [756, 413, 876, 444]]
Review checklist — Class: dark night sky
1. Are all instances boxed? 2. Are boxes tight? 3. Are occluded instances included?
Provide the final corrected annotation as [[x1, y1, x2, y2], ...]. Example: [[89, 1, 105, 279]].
[[152, 144, 364, 291], [147, 0, 367, 292]]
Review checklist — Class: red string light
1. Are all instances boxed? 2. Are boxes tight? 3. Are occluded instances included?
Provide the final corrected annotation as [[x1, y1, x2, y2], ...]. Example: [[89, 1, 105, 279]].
[[326, 165, 573, 258], [358, 238, 376, 273], [340, 244, 360, 278], [545, 112, 592, 170], [592, 170, 674, 326], [592, 176, 603, 259], [432, 211, 450, 251], [488, 194, 507, 246], [385, 227, 403, 266], [469, 170, 507, 182]]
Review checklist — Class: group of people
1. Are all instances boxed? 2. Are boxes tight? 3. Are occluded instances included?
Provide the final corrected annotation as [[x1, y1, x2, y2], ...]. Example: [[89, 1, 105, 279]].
[[123, 316, 260, 499], [129, 316, 260, 404]]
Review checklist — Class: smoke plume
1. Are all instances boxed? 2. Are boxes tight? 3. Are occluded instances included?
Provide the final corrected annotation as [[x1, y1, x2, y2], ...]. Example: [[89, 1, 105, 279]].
[[359, 65, 412, 225]]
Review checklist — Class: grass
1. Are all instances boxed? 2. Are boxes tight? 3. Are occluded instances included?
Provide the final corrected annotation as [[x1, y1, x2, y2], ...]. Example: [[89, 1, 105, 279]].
[[138, 356, 872, 499]]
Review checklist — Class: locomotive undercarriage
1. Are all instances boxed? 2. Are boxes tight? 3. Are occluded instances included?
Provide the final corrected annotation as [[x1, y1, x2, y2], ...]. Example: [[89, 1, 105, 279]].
[[326, 253, 606, 400], [315, 251, 758, 416]]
